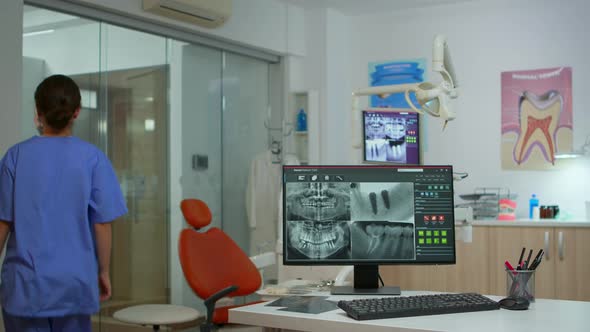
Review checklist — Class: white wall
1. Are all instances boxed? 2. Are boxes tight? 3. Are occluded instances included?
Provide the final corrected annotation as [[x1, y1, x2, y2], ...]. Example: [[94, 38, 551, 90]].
[[0, 3, 22, 328], [0, 1, 23, 155], [22, 57, 46, 138], [316, 0, 590, 219], [324, 8, 351, 164]]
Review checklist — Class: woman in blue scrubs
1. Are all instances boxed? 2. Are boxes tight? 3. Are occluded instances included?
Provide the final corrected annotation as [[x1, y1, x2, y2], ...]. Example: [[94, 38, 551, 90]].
[[0, 75, 127, 332]]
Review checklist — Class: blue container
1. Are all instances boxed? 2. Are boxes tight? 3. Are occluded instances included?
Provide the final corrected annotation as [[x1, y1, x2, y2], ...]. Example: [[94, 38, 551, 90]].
[[529, 194, 539, 219], [297, 108, 307, 132]]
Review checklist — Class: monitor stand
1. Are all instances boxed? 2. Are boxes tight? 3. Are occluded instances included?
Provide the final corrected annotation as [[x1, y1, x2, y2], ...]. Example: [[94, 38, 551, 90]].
[[330, 265, 401, 295]]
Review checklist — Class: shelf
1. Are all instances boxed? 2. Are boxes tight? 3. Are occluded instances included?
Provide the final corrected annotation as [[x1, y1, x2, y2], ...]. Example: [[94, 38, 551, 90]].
[[290, 90, 318, 164]]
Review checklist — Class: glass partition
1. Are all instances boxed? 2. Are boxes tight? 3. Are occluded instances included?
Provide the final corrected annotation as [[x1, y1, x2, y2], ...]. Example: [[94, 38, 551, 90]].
[[22, 4, 282, 330]]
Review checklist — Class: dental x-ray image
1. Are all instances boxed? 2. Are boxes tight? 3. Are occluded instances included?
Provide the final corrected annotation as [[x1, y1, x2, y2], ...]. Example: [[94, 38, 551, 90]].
[[285, 182, 352, 260], [350, 182, 414, 221], [349, 182, 415, 260], [363, 111, 420, 164], [351, 221, 415, 259], [365, 113, 407, 163]]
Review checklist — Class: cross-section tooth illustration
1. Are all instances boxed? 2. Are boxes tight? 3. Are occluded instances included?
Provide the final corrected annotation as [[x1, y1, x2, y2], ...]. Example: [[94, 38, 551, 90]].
[[514, 90, 562, 165]]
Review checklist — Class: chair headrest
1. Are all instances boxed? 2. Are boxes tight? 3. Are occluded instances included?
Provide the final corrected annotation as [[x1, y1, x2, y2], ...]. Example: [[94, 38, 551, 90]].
[[180, 199, 212, 229]]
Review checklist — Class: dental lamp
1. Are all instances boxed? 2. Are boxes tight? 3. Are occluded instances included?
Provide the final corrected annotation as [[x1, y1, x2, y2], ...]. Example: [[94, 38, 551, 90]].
[[352, 35, 459, 150]]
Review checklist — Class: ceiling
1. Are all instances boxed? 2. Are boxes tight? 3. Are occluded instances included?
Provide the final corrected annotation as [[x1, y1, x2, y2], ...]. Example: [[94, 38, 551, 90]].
[[286, 0, 478, 15]]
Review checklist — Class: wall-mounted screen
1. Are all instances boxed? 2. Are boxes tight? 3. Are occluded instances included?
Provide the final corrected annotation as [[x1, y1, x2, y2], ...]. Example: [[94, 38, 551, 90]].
[[363, 110, 420, 164]]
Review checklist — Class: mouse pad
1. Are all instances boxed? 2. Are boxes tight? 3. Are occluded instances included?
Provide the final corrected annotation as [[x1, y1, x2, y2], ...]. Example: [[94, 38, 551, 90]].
[[266, 296, 339, 314]]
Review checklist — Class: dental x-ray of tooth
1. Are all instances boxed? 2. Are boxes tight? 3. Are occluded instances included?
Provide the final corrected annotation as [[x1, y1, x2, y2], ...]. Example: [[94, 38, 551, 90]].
[[285, 182, 352, 260], [349, 182, 415, 259], [350, 182, 414, 220], [365, 114, 408, 163], [351, 221, 415, 259]]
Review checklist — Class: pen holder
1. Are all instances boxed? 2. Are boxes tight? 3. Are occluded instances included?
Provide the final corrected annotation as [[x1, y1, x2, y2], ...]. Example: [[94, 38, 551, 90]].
[[506, 269, 535, 302]]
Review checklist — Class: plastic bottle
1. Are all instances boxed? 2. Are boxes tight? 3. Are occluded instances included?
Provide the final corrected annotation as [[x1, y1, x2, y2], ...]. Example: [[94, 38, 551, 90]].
[[529, 194, 539, 219], [296, 108, 307, 132]]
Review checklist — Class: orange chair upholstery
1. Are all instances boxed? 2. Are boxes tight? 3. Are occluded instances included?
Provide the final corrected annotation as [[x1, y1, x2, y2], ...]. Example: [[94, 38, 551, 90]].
[[179, 199, 263, 331]]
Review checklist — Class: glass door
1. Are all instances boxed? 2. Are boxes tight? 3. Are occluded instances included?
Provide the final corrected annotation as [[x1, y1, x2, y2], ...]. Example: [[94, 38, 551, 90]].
[[71, 65, 170, 307], [223, 53, 279, 283], [22, 4, 283, 329], [22, 7, 171, 327]]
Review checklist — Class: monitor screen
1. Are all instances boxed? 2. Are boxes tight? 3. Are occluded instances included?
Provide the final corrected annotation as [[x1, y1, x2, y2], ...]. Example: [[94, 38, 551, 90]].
[[363, 110, 420, 164], [283, 165, 455, 294]]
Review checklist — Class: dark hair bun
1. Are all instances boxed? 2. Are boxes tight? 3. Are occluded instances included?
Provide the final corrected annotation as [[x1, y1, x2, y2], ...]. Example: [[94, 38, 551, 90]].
[[35, 75, 81, 131]]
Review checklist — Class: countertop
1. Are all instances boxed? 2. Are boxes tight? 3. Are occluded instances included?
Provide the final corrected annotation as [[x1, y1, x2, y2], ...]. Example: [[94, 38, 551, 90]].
[[457, 219, 590, 227]]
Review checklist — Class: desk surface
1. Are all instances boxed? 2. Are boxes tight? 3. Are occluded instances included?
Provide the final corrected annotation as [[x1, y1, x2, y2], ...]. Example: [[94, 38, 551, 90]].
[[229, 291, 590, 332]]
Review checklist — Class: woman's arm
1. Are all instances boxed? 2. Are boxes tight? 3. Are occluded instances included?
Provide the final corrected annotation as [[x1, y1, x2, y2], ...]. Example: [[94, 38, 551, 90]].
[[94, 222, 112, 301], [0, 221, 11, 257]]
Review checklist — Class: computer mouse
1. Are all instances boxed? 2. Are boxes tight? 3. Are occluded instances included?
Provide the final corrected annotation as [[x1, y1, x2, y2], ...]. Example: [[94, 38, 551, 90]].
[[499, 297, 530, 310]]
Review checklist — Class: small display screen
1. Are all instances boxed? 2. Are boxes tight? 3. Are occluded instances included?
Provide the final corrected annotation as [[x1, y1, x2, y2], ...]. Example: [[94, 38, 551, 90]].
[[363, 110, 420, 164]]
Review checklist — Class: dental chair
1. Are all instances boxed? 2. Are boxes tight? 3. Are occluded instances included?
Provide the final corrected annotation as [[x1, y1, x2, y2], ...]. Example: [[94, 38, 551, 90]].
[[179, 199, 266, 332]]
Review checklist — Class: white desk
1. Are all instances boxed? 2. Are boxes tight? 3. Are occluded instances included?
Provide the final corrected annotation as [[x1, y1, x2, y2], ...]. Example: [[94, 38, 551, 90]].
[[229, 291, 590, 332]]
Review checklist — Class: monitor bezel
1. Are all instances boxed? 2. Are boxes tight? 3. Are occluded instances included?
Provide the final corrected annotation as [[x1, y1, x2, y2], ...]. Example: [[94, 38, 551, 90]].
[[282, 164, 456, 266], [362, 109, 421, 165]]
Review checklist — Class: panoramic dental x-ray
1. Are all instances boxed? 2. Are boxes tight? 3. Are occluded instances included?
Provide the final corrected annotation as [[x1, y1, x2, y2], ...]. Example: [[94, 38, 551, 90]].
[[285, 181, 415, 261]]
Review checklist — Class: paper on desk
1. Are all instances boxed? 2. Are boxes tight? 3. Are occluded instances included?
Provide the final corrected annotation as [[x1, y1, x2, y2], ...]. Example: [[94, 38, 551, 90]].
[[266, 296, 338, 314]]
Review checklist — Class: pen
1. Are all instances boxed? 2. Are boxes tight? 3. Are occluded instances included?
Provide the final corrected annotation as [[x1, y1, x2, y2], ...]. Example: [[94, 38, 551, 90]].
[[504, 260, 517, 276], [517, 247, 526, 270], [529, 253, 540, 270], [531, 250, 544, 270], [530, 251, 545, 270], [529, 249, 543, 269], [524, 249, 533, 270]]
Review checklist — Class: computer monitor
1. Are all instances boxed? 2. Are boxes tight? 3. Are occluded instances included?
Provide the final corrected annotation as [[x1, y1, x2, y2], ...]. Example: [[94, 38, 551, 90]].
[[363, 110, 420, 164], [283, 165, 455, 295]]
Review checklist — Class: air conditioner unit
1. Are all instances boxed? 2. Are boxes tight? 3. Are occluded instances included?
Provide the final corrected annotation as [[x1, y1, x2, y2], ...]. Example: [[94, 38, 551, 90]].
[[143, 0, 232, 28]]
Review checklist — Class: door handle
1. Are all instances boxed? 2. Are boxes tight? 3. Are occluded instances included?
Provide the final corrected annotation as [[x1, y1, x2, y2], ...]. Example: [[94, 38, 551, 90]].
[[544, 231, 550, 260], [558, 231, 565, 260]]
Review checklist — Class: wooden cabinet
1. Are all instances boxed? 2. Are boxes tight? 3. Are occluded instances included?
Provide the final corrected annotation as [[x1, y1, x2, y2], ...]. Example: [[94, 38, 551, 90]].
[[380, 225, 590, 301], [381, 226, 490, 294], [553, 228, 590, 300], [440, 226, 490, 294], [488, 226, 590, 301], [488, 227, 555, 299]]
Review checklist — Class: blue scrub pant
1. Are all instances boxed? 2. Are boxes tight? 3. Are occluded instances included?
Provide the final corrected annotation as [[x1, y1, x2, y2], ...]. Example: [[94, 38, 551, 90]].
[[2, 310, 91, 332]]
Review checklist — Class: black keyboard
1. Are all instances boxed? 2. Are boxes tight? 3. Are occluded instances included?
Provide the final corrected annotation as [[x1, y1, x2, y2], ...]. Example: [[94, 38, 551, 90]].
[[337, 293, 500, 320]]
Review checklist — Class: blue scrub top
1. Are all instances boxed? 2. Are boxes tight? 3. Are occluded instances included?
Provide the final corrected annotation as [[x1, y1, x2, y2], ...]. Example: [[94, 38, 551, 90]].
[[0, 136, 128, 317]]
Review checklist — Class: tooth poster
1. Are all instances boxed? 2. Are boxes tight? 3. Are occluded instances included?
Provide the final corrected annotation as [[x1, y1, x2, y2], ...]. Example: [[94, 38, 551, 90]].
[[501, 67, 573, 170]]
